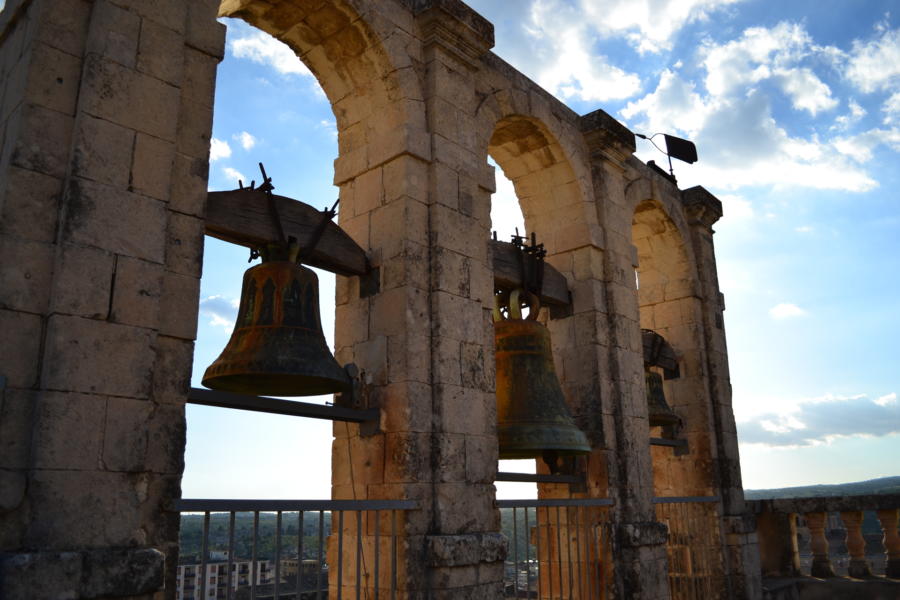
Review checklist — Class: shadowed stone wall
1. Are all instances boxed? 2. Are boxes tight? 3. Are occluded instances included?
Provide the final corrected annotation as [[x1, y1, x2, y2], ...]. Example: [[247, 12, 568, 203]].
[[0, 0, 760, 598]]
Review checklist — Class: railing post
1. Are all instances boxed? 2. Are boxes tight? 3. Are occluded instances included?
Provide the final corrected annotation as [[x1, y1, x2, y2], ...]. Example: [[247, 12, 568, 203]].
[[756, 509, 800, 577], [805, 512, 835, 578], [877, 508, 900, 578], [840, 510, 872, 578]]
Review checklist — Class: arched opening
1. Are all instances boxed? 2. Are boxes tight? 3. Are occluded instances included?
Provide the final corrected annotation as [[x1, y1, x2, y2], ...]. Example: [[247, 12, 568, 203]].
[[180, 2, 425, 597], [632, 198, 715, 498], [487, 115, 591, 498]]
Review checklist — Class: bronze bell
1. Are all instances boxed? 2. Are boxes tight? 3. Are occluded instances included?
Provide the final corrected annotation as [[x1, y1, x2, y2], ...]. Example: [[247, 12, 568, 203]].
[[493, 290, 591, 460], [202, 257, 350, 397], [645, 369, 681, 429]]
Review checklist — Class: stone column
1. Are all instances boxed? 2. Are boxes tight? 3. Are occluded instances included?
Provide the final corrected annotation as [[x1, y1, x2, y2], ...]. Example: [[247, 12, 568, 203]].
[[755, 509, 800, 577], [840, 510, 872, 578], [805, 512, 835, 578], [580, 110, 672, 600], [682, 186, 762, 599], [0, 0, 224, 597], [876, 508, 900, 578]]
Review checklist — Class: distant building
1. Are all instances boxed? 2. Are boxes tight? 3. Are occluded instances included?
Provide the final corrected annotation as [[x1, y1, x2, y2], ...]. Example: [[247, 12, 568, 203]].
[[175, 558, 274, 600]]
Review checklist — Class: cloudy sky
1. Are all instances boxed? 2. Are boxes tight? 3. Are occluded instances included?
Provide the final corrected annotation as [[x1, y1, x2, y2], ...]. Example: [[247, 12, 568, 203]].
[[185, 0, 899, 499]]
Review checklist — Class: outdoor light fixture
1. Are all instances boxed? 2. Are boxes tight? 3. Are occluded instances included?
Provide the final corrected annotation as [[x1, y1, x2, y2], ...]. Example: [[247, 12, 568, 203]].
[[635, 132, 698, 181]]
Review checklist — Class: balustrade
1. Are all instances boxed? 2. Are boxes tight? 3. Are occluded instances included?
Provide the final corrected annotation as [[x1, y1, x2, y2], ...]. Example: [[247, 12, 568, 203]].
[[749, 494, 900, 586]]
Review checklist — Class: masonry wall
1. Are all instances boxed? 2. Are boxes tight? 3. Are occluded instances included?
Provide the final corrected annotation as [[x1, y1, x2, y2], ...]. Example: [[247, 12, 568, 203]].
[[0, 0, 224, 596], [0, 1, 759, 598]]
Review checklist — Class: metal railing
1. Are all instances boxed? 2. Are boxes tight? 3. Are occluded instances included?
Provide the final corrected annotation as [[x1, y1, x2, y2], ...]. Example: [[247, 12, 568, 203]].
[[175, 498, 417, 600], [498, 498, 614, 599], [654, 496, 726, 600]]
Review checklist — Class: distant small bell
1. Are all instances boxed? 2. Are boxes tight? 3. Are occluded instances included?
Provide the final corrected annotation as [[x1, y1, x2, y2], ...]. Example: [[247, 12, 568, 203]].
[[494, 290, 591, 460], [645, 370, 681, 429], [203, 260, 350, 397]]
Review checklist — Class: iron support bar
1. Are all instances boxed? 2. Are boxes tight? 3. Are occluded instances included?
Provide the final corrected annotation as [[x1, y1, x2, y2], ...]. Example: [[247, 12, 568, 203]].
[[188, 387, 379, 423], [496, 471, 583, 484]]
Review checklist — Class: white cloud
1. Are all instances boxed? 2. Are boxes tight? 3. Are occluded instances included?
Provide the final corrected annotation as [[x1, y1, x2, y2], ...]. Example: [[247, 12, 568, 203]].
[[718, 194, 754, 221], [832, 99, 867, 130], [795, 225, 813, 233], [775, 67, 838, 115], [210, 138, 231, 161], [883, 92, 900, 124], [738, 393, 900, 447], [199, 295, 240, 331], [833, 127, 900, 163], [621, 23, 881, 192], [875, 392, 897, 407], [526, 1, 641, 102], [846, 25, 900, 93], [233, 131, 256, 151], [580, 0, 744, 54], [769, 302, 807, 319], [222, 167, 247, 186], [229, 29, 312, 77]]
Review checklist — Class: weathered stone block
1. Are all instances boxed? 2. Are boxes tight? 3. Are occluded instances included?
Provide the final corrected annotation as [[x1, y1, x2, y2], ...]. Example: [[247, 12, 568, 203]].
[[464, 435, 497, 484], [110, 0, 188, 34], [137, 18, 183, 86], [0, 308, 42, 388], [0, 236, 54, 314], [35, 0, 92, 57], [384, 431, 431, 484], [375, 381, 433, 433], [181, 46, 218, 107], [25, 42, 81, 115], [86, 0, 140, 68], [0, 166, 62, 243], [62, 178, 167, 263], [11, 103, 74, 178], [150, 335, 193, 405], [435, 384, 488, 436], [25, 469, 146, 548], [102, 396, 152, 472], [175, 96, 214, 160], [31, 391, 105, 470], [50, 243, 115, 319], [71, 113, 135, 187], [110, 255, 163, 329], [165, 211, 204, 277], [434, 483, 499, 533], [42, 315, 156, 398], [169, 152, 208, 216], [186, 0, 226, 58], [131, 133, 175, 201], [0, 389, 36, 470], [158, 270, 200, 340], [383, 154, 428, 203], [144, 404, 186, 474], [80, 54, 180, 141]]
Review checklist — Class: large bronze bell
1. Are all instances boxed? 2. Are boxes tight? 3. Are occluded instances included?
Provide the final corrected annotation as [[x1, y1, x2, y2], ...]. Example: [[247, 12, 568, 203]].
[[202, 258, 350, 397], [494, 290, 591, 460], [641, 329, 682, 429], [645, 370, 681, 428]]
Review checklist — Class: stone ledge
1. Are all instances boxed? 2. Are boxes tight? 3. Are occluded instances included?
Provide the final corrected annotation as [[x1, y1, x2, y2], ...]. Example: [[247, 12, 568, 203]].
[[682, 185, 723, 227], [426, 532, 507, 567], [617, 521, 669, 548], [0, 547, 165, 599], [748, 494, 900, 515], [763, 576, 900, 600]]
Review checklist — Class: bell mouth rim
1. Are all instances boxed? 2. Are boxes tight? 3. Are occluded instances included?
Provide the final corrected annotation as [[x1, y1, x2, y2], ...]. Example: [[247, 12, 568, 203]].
[[201, 373, 351, 397]]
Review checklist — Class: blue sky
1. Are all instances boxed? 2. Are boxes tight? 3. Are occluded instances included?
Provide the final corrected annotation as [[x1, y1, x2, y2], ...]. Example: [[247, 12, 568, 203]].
[[185, 0, 899, 499]]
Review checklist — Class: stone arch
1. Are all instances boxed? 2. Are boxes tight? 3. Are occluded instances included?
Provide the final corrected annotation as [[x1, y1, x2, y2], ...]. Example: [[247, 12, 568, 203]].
[[481, 111, 600, 255], [219, 0, 426, 184], [629, 192, 717, 497]]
